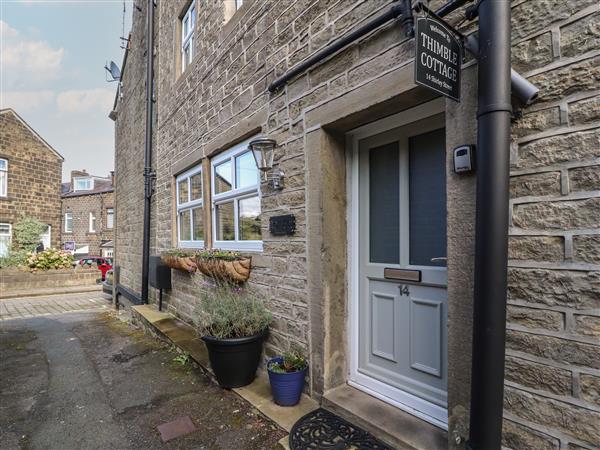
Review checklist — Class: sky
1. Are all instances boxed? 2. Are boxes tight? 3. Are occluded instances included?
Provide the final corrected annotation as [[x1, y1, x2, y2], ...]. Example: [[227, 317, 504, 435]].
[[0, 0, 132, 181]]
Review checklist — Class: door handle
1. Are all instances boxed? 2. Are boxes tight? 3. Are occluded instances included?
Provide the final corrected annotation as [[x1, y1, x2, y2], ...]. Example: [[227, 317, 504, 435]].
[[430, 257, 447, 262]]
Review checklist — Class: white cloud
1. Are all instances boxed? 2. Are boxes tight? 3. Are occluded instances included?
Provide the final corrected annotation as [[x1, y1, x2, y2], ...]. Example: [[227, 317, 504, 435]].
[[56, 88, 114, 114], [0, 20, 65, 89], [0, 90, 56, 113]]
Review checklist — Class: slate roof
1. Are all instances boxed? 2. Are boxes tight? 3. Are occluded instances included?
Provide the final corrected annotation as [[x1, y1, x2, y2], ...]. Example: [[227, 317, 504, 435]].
[[61, 177, 114, 198]]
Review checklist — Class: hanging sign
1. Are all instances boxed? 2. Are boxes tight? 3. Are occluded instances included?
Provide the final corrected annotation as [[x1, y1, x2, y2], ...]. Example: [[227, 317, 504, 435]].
[[414, 16, 462, 102]]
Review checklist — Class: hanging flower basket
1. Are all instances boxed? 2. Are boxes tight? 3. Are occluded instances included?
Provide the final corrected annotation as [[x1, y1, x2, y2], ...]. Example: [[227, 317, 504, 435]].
[[161, 251, 197, 273], [195, 250, 252, 283]]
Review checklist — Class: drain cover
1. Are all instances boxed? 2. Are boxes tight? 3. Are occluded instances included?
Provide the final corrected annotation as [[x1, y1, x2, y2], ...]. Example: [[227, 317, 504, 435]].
[[289, 408, 393, 449], [157, 416, 196, 442]]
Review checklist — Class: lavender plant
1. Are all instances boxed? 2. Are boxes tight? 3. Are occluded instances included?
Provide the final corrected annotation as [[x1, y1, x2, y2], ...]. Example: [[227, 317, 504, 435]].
[[194, 282, 272, 339]]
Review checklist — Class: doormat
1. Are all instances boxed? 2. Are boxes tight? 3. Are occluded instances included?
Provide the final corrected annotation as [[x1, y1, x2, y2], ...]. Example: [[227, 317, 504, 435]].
[[289, 408, 394, 449]]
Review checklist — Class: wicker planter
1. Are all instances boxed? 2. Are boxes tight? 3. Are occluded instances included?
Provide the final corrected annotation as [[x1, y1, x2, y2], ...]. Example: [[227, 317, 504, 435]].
[[161, 254, 197, 273], [195, 256, 252, 283]]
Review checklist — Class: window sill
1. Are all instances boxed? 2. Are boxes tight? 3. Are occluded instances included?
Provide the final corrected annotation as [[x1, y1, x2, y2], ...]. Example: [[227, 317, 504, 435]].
[[213, 240, 263, 252], [178, 240, 205, 249]]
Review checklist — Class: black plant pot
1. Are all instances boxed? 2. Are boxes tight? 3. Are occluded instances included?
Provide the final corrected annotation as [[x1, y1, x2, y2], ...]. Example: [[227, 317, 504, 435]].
[[202, 329, 268, 389]]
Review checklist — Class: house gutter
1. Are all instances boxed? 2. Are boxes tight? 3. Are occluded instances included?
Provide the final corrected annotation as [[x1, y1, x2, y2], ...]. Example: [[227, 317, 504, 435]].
[[467, 1, 512, 448], [141, 0, 156, 304]]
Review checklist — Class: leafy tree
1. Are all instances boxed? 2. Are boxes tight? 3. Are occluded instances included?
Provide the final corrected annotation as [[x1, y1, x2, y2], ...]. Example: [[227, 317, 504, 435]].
[[13, 217, 46, 252]]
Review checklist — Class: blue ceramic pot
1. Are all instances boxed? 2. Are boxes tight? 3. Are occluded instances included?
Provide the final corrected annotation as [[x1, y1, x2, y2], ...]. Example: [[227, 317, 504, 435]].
[[267, 356, 308, 406]]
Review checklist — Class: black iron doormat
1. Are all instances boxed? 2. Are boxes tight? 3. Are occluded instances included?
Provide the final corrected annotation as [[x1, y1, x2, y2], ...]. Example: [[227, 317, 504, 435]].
[[289, 408, 394, 450]]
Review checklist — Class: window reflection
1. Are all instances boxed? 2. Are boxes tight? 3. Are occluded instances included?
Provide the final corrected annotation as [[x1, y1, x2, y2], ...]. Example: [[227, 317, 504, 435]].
[[192, 206, 203, 240], [238, 196, 261, 241], [178, 179, 189, 203], [215, 160, 232, 194], [236, 151, 259, 189], [179, 210, 191, 241], [215, 202, 235, 240], [190, 173, 202, 201]]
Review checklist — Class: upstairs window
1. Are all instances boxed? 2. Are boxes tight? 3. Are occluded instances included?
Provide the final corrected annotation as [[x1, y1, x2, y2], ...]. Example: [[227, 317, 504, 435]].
[[89, 212, 96, 233], [181, 1, 196, 73], [176, 165, 204, 248], [74, 177, 93, 191], [211, 138, 262, 252], [64, 212, 73, 233], [0, 158, 7, 197], [106, 208, 114, 229]]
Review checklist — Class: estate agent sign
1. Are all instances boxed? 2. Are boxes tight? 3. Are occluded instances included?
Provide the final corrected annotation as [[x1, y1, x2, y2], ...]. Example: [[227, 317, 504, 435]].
[[414, 16, 462, 101]]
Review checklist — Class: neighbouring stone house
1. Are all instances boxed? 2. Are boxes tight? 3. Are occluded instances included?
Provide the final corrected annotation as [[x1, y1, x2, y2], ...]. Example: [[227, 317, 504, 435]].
[[61, 170, 115, 258], [112, 1, 600, 448], [0, 109, 63, 256]]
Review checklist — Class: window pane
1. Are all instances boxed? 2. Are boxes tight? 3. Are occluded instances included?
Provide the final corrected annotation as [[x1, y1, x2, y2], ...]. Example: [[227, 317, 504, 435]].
[[183, 17, 189, 35], [178, 178, 189, 204], [0, 159, 6, 170], [0, 224, 10, 234], [190, 6, 195, 25], [409, 128, 447, 266], [190, 173, 202, 201], [369, 142, 399, 264], [215, 202, 235, 240], [238, 196, 261, 241], [214, 160, 233, 194], [179, 209, 191, 241], [236, 151, 259, 189], [192, 206, 203, 241], [107, 209, 114, 229], [0, 171, 6, 196]]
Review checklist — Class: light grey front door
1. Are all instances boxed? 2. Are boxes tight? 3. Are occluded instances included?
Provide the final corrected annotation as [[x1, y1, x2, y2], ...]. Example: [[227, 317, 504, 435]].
[[357, 114, 448, 416]]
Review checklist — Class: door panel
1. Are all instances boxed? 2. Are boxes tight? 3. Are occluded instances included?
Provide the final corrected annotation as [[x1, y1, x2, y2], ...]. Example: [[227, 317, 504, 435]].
[[357, 116, 448, 412]]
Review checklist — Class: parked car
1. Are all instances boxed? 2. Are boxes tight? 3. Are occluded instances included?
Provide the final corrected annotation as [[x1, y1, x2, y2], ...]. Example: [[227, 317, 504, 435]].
[[77, 256, 113, 280]]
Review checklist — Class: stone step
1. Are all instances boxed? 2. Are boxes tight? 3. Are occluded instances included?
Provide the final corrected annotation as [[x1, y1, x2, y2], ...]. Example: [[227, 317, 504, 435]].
[[322, 384, 448, 450]]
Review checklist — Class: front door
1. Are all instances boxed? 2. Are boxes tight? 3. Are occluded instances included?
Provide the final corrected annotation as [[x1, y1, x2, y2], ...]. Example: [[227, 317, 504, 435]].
[[352, 113, 448, 426]]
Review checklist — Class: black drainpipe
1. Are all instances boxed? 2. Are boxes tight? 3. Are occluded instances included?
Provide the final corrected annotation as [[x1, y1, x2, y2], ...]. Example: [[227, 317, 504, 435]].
[[467, 1, 512, 448], [268, 0, 414, 93], [141, 0, 156, 304]]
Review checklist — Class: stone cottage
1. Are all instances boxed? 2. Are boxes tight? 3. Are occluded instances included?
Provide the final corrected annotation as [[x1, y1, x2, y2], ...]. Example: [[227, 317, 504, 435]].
[[111, 0, 599, 448], [0, 108, 63, 255], [60, 170, 115, 257]]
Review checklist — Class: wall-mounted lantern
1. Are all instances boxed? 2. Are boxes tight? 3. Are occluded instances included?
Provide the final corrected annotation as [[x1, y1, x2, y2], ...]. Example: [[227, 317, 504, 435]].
[[249, 136, 284, 190]]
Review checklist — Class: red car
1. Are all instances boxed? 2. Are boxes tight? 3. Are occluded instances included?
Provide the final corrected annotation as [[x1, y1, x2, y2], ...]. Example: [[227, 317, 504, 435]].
[[78, 256, 113, 280]]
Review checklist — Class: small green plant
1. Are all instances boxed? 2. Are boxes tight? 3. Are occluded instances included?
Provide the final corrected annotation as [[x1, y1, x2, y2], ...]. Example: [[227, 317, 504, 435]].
[[27, 248, 74, 270], [173, 352, 191, 366], [268, 348, 308, 374], [195, 249, 243, 261], [0, 250, 29, 268], [194, 282, 272, 339], [162, 248, 195, 257]]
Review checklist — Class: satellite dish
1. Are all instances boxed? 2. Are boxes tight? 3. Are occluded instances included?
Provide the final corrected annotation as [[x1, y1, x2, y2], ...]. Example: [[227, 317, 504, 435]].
[[104, 61, 121, 82]]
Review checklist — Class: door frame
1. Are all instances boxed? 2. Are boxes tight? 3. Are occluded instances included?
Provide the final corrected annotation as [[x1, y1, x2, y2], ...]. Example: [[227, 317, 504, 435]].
[[346, 97, 448, 429]]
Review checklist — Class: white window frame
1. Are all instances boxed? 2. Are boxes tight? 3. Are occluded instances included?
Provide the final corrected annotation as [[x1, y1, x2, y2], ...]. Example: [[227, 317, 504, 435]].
[[64, 212, 73, 233], [211, 137, 262, 252], [235, 0, 244, 10], [89, 212, 96, 233], [176, 164, 204, 248], [181, 1, 196, 73], [106, 208, 114, 229], [0, 158, 7, 197], [74, 177, 93, 191], [0, 223, 11, 257]]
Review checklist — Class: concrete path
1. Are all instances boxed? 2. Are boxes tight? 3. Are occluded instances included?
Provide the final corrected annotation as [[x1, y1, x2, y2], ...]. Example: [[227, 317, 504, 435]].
[[0, 291, 110, 320], [0, 307, 285, 449]]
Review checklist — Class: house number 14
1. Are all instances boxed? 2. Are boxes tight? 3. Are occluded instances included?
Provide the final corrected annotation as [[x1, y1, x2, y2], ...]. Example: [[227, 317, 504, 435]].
[[399, 285, 410, 296]]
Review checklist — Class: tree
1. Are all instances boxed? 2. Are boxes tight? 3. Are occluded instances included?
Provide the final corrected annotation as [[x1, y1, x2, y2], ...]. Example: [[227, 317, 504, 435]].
[[13, 217, 46, 253]]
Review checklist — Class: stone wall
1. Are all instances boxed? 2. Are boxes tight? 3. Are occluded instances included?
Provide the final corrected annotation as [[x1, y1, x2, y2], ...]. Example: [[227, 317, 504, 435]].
[[0, 267, 99, 296], [112, 0, 157, 296], [0, 110, 63, 249], [503, 3, 600, 448], [60, 191, 115, 256]]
